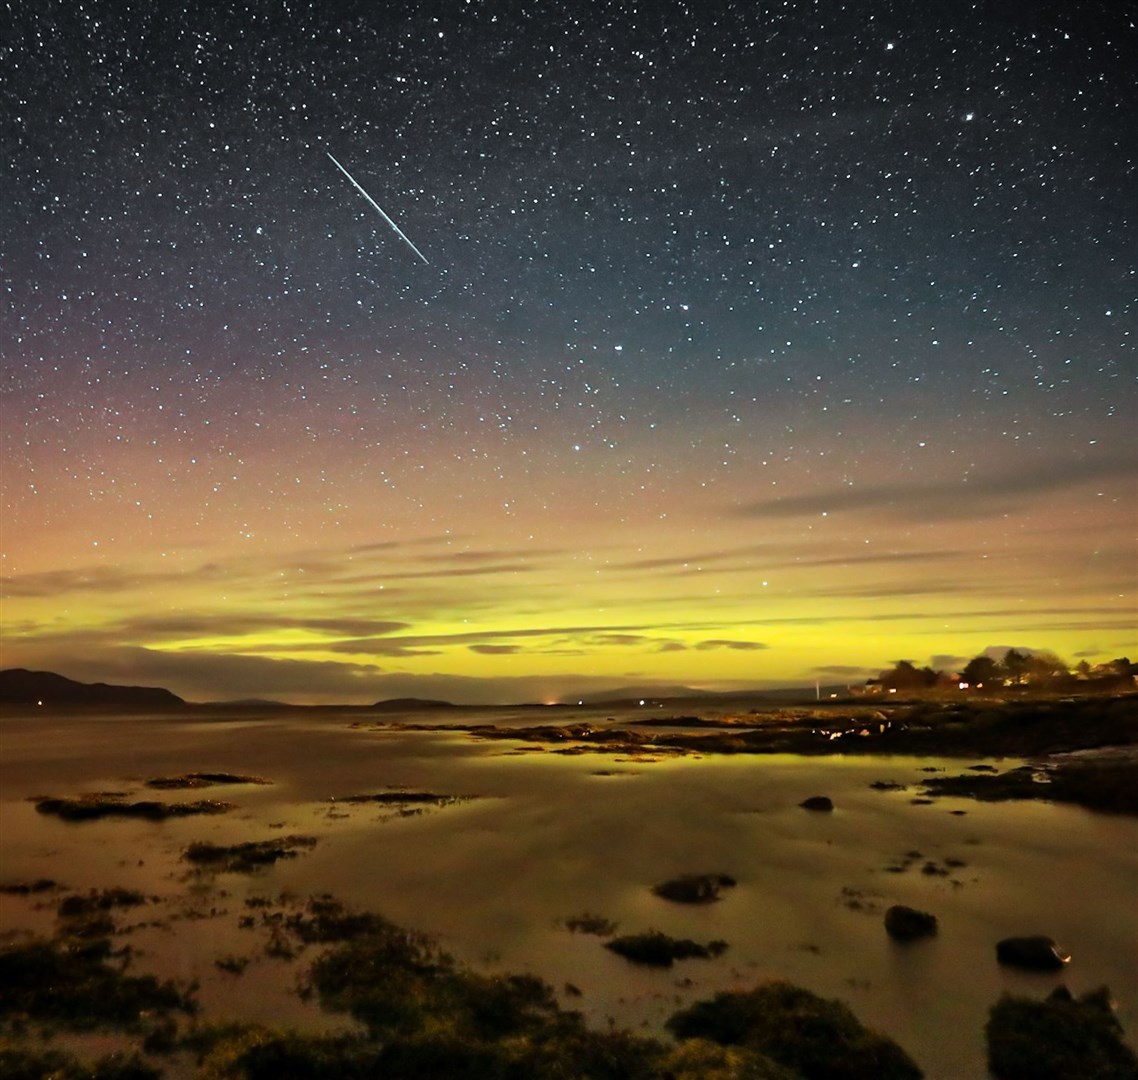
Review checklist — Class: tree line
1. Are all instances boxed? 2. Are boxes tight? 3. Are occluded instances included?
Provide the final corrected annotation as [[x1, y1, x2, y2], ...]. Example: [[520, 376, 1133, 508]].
[[873, 653, 1137, 692]]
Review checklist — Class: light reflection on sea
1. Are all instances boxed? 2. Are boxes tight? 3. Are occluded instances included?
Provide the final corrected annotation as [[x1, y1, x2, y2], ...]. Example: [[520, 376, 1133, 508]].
[[1, 706, 1136, 1079]]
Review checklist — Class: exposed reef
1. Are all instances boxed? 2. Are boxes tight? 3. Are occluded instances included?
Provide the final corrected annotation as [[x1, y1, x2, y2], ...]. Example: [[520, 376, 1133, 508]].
[[145, 772, 271, 789], [34, 794, 234, 822], [919, 761, 1138, 815], [605, 930, 728, 967], [652, 872, 737, 903], [182, 835, 318, 874]]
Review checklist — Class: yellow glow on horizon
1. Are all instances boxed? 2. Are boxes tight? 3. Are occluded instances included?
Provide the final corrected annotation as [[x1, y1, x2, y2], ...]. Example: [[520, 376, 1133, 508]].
[[4, 445, 1134, 703]]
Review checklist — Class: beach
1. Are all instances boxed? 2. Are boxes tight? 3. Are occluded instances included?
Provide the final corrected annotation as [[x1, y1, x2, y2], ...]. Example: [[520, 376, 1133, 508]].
[[2, 702, 1136, 1078]]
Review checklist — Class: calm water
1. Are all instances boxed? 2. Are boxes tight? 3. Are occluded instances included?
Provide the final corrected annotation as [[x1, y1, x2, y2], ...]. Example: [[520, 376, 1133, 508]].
[[2, 707, 1136, 1078]]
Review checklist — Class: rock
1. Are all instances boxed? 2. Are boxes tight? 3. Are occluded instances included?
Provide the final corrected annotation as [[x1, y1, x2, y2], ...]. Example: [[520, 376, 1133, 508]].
[[799, 796, 834, 812], [996, 936, 1070, 971], [885, 905, 938, 942]]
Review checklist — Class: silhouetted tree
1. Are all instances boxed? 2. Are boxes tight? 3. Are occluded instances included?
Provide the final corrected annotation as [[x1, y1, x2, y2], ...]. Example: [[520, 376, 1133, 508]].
[[1025, 651, 1070, 683], [962, 655, 1001, 687], [880, 660, 939, 691], [1002, 649, 1031, 684]]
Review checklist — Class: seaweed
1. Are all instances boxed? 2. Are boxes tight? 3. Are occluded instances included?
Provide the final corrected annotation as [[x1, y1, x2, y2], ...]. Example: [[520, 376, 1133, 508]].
[[335, 790, 472, 805], [987, 986, 1138, 1080], [0, 1044, 162, 1080], [146, 772, 271, 789], [0, 938, 195, 1031], [652, 872, 737, 903], [183, 836, 317, 874], [283, 895, 399, 943], [58, 888, 148, 920], [0, 879, 62, 895], [666, 980, 924, 1079], [562, 912, 618, 936], [34, 794, 233, 822], [605, 930, 728, 967]]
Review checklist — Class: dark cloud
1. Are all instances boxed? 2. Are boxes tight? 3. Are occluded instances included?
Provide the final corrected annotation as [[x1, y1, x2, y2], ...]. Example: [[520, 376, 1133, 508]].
[[735, 454, 1137, 522], [468, 644, 522, 655], [929, 654, 970, 670], [12, 613, 410, 646], [695, 639, 768, 651], [589, 633, 653, 646], [615, 545, 969, 575]]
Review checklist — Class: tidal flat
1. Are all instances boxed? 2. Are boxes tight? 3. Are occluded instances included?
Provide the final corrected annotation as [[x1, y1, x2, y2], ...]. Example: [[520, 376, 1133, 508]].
[[1, 699, 1136, 1078]]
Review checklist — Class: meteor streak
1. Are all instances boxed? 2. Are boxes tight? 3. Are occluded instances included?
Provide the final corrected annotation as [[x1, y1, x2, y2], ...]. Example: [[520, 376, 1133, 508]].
[[326, 151, 429, 265]]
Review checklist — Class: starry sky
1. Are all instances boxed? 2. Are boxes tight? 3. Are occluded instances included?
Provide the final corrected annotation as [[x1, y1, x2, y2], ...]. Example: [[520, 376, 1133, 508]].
[[3, 0, 1135, 705]]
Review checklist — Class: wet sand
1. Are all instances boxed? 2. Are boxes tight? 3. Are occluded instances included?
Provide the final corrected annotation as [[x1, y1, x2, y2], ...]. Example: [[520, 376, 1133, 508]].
[[2, 705, 1136, 1078]]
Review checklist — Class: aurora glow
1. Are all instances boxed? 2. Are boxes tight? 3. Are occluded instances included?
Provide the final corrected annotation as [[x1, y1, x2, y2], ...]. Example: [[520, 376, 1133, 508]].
[[3, 1, 1135, 704]]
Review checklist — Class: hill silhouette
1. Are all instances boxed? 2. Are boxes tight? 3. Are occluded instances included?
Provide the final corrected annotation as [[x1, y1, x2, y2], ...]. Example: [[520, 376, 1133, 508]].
[[0, 668, 185, 709], [371, 697, 457, 711]]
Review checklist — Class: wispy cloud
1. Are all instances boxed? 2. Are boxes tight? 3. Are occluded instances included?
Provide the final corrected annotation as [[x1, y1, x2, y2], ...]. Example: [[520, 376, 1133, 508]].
[[695, 639, 768, 651], [734, 454, 1137, 522]]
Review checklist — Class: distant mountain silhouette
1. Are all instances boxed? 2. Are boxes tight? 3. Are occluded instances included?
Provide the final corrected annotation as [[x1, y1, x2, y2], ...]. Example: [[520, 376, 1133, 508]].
[[371, 697, 457, 711], [0, 668, 185, 708]]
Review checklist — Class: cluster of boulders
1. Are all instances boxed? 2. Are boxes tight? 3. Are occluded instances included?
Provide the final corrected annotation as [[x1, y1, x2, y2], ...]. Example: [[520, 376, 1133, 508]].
[[883, 903, 1071, 974]]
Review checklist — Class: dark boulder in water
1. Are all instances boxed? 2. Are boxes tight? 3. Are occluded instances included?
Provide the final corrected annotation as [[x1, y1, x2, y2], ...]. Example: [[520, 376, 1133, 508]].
[[800, 795, 834, 812], [996, 936, 1070, 971], [885, 905, 938, 942]]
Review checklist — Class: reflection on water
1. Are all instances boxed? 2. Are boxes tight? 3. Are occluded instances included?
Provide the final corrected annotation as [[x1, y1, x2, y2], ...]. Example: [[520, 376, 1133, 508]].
[[1, 708, 1136, 1079]]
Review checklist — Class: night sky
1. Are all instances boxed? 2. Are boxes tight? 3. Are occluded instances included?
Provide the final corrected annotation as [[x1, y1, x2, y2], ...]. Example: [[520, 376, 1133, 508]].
[[3, 1, 1135, 704]]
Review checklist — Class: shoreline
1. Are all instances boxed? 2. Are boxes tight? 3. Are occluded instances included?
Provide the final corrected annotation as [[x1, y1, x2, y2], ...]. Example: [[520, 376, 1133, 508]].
[[1, 697, 1136, 1078]]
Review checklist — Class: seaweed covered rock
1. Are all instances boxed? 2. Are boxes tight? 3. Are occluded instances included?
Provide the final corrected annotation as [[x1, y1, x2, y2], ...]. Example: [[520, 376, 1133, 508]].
[[34, 794, 232, 822], [885, 905, 938, 942], [987, 986, 1138, 1079], [190, 1021, 667, 1080], [0, 1045, 162, 1080], [605, 931, 727, 967], [665, 980, 923, 1079], [183, 835, 318, 873], [0, 937, 195, 1031], [659, 1037, 801, 1079], [996, 936, 1070, 971], [653, 873, 737, 903]]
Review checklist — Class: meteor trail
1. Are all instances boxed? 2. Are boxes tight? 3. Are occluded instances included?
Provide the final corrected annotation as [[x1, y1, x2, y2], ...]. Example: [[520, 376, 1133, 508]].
[[326, 151, 429, 265]]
